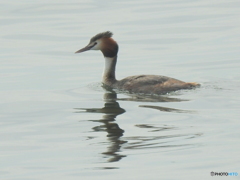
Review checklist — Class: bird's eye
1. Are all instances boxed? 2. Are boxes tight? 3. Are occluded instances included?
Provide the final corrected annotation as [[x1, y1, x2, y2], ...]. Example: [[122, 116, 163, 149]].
[[89, 42, 97, 48], [92, 42, 97, 47]]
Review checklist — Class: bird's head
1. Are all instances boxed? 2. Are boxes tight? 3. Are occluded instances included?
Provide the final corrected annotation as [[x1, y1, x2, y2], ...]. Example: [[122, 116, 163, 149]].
[[75, 31, 118, 58]]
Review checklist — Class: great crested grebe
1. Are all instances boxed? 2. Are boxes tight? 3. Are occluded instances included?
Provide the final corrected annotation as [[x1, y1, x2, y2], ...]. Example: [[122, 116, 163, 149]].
[[75, 31, 200, 95]]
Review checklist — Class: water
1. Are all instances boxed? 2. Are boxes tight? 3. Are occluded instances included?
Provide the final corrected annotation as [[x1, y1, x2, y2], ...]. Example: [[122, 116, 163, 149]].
[[1, 1, 240, 179]]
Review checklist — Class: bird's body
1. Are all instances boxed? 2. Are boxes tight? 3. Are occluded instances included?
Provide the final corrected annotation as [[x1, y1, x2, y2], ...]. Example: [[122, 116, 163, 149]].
[[76, 31, 200, 95], [111, 75, 198, 95]]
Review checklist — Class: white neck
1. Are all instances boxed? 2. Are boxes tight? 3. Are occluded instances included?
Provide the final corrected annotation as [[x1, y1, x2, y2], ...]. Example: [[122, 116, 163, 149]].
[[102, 56, 117, 85]]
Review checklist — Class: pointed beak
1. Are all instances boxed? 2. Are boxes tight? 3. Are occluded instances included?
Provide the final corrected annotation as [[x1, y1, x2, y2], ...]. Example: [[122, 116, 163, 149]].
[[75, 45, 91, 53]]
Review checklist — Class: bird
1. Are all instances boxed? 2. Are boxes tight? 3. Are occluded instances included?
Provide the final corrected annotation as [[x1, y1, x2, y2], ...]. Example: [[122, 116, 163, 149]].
[[75, 31, 200, 95]]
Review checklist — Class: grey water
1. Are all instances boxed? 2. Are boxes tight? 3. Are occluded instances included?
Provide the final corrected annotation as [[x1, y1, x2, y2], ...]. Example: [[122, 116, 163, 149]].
[[1, 1, 240, 179]]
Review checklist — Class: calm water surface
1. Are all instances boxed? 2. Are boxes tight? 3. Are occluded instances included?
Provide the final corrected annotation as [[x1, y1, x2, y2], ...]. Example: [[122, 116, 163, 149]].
[[1, 1, 240, 179]]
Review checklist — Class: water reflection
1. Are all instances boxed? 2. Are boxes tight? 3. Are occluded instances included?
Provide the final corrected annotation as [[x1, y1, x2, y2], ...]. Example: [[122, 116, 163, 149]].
[[117, 94, 188, 103], [75, 93, 127, 163], [105, 87, 194, 113], [139, 105, 195, 113], [103, 85, 189, 103], [75, 90, 201, 166], [124, 124, 202, 150]]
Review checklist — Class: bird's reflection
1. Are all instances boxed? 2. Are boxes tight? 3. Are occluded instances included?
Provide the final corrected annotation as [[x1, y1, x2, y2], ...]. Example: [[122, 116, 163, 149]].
[[74, 88, 198, 164], [139, 105, 195, 113], [102, 84, 189, 103], [104, 87, 194, 113], [75, 93, 127, 163]]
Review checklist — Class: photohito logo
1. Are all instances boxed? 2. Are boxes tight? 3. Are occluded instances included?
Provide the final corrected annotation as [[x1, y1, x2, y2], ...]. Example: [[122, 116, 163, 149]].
[[210, 171, 238, 176]]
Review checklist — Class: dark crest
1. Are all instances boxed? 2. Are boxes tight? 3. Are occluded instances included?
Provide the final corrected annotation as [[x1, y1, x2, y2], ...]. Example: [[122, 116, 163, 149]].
[[90, 31, 113, 43]]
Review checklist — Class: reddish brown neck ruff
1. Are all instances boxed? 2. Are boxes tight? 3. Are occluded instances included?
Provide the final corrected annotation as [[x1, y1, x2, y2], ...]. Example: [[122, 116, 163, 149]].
[[101, 38, 118, 58]]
